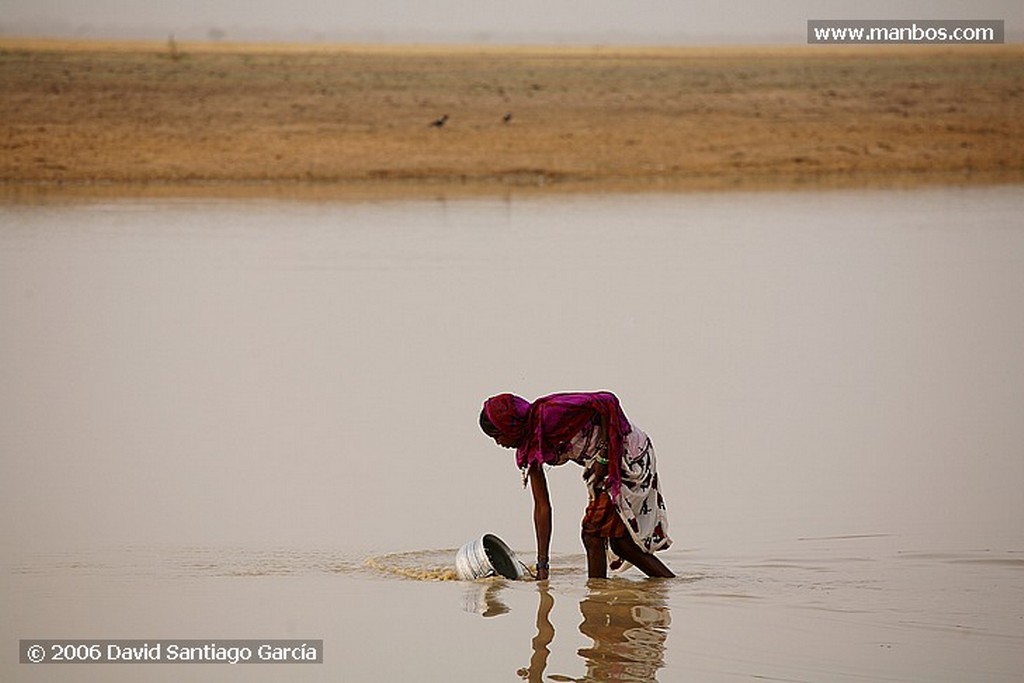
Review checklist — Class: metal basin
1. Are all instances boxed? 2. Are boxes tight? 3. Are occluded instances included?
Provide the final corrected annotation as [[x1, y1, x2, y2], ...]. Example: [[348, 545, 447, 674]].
[[454, 533, 526, 580]]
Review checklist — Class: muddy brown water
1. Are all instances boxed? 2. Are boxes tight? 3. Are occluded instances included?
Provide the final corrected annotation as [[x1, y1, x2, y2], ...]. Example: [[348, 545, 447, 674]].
[[2, 186, 1022, 681]]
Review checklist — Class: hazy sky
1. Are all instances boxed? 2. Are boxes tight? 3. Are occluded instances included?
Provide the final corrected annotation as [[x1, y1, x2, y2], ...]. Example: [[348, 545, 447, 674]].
[[3, 0, 1022, 43]]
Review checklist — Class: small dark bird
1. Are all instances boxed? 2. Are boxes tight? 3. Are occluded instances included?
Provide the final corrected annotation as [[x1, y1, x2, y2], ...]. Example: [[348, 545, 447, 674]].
[[502, 112, 513, 124], [430, 114, 449, 128]]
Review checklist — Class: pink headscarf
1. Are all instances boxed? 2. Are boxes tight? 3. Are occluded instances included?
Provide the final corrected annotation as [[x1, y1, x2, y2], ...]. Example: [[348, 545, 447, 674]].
[[482, 391, 632, 500], [481, 393, 531, 447]]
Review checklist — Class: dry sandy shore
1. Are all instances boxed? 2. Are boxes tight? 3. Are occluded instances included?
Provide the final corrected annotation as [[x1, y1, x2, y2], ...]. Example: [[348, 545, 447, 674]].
[[1, 39, 1022, 197]]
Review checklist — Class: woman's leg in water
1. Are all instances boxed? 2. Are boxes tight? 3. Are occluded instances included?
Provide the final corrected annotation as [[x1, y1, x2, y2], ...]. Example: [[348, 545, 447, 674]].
[[582, 530, 608, 579], [609, 535, 675, 578]]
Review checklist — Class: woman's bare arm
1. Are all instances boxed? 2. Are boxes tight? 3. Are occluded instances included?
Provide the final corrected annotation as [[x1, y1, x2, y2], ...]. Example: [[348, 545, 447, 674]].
[[528, 464, 552, 579]]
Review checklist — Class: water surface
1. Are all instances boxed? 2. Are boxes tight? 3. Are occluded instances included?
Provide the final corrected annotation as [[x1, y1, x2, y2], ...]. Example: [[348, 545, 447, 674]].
[[2, 186, 1022, 681]]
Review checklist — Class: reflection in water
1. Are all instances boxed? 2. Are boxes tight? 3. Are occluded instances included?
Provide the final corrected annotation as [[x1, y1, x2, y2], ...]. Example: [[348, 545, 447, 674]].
[[463, 580, 512, 617], [518, 587, 556, 682], [576, 580, 671, 682], [516, 581, 671, 683]]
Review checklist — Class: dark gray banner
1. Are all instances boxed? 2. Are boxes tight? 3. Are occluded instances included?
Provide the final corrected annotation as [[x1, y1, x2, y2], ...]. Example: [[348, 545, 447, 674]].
[[808, 20, 1004, 44], [20, 640, 323, 664]]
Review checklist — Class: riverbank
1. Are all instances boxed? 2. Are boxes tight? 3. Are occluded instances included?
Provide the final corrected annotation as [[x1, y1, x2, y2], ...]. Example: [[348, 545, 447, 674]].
[[1, 39, 1022, 197]]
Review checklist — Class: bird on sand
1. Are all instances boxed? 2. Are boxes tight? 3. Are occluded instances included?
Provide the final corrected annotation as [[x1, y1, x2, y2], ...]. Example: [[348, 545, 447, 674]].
[[503, 112, 513, 124], [430, 114, 449, 128]]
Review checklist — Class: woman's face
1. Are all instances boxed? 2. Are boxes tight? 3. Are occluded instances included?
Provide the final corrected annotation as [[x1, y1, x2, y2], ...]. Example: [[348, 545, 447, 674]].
[[492, 432, 519, 449], [481, 409, 518, 449]]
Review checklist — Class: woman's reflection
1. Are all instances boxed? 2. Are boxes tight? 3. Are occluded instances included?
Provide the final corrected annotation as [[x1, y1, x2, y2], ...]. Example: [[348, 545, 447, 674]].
[[576, 579, 671, 682], [517, 585, 555, 682], [518, 579, 671, 682]]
